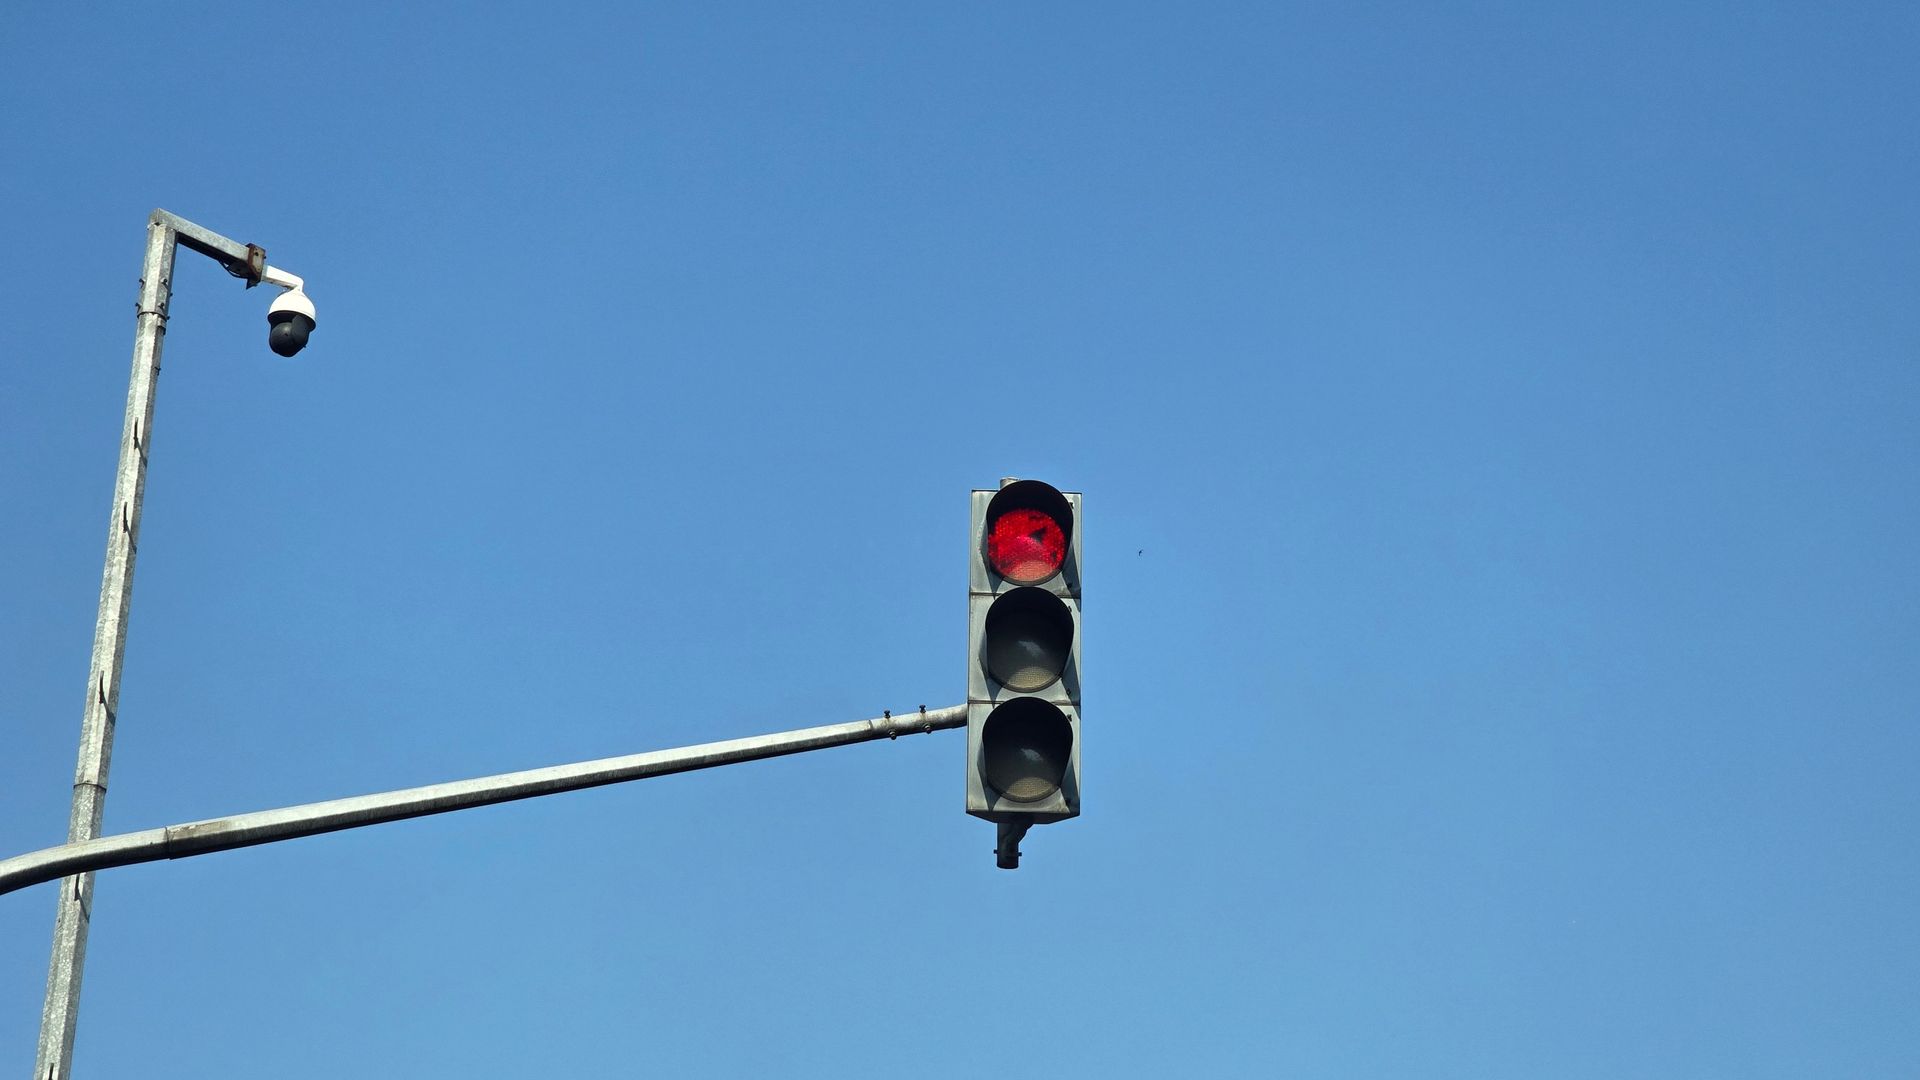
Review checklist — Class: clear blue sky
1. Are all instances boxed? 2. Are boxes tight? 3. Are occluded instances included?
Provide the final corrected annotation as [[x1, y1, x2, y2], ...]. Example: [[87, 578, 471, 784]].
[[3, 4, 1916, 1076]]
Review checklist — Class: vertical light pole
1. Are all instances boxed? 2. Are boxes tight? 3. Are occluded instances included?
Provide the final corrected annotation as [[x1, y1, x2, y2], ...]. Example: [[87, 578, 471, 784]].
[[35, 210, 314, 1080]]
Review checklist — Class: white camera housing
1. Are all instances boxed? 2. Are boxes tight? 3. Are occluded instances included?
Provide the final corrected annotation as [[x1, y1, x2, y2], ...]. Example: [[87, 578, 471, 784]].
[[262, 265, 316, 357], [267, 287, 316, 322]]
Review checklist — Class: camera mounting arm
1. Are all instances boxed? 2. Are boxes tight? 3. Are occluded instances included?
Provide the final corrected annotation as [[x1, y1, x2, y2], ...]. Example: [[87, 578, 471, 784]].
[[150, 209, 268, 284], [149, 210, 309, 305], [259, 265, 304, 291]]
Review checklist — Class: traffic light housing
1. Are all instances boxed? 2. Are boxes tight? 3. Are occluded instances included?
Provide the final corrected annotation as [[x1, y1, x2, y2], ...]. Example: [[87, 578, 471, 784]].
[[968, 479, 1081, 867]]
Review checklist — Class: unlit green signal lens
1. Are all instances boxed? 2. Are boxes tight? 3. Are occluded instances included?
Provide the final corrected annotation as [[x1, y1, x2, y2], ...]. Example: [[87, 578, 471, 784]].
[[981, 699, 1073, 802]]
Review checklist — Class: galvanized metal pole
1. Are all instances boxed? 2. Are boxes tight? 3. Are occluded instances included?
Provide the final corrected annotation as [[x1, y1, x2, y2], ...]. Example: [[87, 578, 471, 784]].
[[34, 216, 177, 1080], [0, 705, 967, 897], [32, 211, 267, 1080]]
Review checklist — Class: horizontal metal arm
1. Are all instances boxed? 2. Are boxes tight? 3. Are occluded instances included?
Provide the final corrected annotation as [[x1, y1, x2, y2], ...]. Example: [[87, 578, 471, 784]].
[[1, 704, 964, 898], [151, 208, 264, 282]]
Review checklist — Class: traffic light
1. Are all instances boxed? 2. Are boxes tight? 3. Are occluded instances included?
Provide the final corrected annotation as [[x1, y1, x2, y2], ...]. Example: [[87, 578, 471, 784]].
[[967, 478, 1081, 869]]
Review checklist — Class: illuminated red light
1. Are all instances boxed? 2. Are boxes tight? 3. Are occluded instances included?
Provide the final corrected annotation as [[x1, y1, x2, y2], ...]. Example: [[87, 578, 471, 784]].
[[987, 508, 1067, 584]]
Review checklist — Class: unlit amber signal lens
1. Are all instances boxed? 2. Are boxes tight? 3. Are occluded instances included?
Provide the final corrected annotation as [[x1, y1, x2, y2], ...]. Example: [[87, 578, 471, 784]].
[[987, 508, 1067, 584], [985, 587, 1073, 692]]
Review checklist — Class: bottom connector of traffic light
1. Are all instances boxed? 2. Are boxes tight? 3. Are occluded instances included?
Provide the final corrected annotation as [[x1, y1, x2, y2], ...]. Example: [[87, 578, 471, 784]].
[[995, 821, 1032, 870]]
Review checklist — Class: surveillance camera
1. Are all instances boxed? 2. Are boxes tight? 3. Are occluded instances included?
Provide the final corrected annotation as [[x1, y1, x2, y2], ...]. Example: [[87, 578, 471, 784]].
[[267, 286, 316, 357]]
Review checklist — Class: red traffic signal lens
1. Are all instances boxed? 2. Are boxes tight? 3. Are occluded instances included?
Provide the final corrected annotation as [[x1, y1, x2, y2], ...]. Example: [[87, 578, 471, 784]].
[[983, 479, 1073, 584], [987, 508, 1067, 584]]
